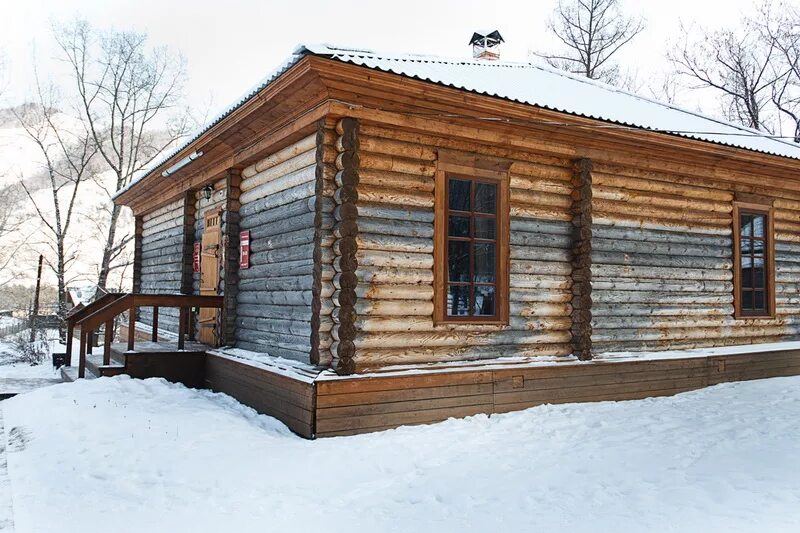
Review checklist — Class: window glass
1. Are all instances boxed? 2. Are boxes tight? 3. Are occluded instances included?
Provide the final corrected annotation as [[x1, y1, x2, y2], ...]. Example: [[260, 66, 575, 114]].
[[445, 176, 500, 319], [738, 211, 770, 316]]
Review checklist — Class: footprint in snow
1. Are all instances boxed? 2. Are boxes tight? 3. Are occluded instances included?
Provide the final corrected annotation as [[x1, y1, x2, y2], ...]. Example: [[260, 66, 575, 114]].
[[7, 426, 31, 453]]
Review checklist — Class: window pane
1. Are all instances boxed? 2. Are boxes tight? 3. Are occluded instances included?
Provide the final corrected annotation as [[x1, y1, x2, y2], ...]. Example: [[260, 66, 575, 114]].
[[754, 257, 765, 288], [448, 241, 470, 282], [474, 243, 496, 283], [753, 290, 765, 310], [474, 286, 496, 316], [741, 255, 752, 269], [447, 285, 470, 316], [448, 216, 469, 237], [474, 217, 496, 239], [742, 290, 753, 309], [741, 238, 752, 255], [753, 215, 765, 238], [448, 179, 471, 211], [475, 183, 497, 214], [753, 240, 764, 256], [740, 214, 753, 237]]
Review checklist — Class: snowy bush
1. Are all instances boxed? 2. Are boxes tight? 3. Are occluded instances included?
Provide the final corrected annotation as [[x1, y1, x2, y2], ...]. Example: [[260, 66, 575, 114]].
[[10, 329, 51, 365]]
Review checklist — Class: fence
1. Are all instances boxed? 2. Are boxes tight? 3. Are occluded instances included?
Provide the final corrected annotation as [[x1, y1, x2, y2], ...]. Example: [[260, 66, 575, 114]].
[[0, 319, 27, 339]]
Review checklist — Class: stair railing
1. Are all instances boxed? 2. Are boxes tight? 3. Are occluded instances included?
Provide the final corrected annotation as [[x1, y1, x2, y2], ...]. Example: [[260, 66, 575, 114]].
[[72, 294, 224, 379]]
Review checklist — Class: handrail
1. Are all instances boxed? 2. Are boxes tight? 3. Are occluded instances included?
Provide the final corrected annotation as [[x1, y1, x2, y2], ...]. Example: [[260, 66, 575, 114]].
[[72, 293, 225, 379], [64, 293, 125, 366]]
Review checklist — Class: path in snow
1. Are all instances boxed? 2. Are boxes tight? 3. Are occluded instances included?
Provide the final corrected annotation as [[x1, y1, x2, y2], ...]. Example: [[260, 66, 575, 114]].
[[2, 375, 800, 533], [0, 408, 14, 532]]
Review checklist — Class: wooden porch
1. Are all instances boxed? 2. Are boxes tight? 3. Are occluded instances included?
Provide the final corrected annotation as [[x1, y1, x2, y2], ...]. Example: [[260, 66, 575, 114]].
[[63, 293, 223, 385]]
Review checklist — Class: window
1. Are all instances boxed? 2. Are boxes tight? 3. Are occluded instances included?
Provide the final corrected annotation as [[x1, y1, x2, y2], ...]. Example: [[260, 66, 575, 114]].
[[733, 203, 775, 318], [434, 157, 509, 324]]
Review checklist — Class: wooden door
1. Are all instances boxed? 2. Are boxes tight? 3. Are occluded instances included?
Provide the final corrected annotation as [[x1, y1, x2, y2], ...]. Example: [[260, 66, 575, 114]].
[[198, 210, 222, 346]]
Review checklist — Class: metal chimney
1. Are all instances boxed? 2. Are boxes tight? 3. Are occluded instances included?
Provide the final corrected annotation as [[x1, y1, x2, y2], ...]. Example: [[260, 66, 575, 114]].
[[469, 30, 504, 61]]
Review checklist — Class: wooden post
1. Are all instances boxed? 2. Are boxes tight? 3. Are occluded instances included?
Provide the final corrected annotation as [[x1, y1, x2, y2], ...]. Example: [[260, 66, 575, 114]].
[[571, 157, 593, 361], [78, 330, 87, 379], [332, 117, 360, 374], [65, 320, 74, 366], [178, 307, 186, 350], [86, 328, 93, 355], [221, 169, 242, 346], [132, 216, 144, 323], [30, 254, 43, 342], [128, 304, 136, 352], [181, 193, 196, 341], [103, 319, 112, 365], [151, 306, 159, 342]]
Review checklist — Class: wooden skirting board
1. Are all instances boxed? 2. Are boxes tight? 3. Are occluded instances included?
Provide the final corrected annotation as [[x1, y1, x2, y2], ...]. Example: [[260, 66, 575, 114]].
[[203, 347, 800, 438]]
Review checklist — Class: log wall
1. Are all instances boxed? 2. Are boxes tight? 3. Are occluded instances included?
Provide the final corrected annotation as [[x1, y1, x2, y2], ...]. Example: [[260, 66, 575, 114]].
[[235, 134, 333, 362], [590, 163, 800, 352], [139, 198, 186, 333], [332, 121, 576, 371]]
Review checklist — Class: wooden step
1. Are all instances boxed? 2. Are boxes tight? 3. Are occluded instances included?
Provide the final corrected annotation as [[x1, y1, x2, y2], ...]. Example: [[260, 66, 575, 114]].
[[85, 354, 125, 378]]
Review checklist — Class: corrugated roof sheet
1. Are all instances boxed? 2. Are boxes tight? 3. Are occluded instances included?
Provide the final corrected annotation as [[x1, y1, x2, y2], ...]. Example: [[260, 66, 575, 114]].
[[118, 43, 800, 198]]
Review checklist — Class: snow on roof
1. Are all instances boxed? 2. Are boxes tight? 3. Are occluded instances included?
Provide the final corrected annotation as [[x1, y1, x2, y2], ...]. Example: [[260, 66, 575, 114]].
[[117, 43, 800, 199]]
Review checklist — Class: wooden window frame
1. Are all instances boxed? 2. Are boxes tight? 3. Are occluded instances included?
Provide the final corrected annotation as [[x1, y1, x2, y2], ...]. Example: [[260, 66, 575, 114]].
[[732, 202, 776, 319], [434, 158, 510, 325]]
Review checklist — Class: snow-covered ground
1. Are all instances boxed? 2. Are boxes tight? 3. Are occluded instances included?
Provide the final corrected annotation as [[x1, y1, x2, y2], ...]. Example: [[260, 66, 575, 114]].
[[0, 329, 67, 380], [2, 376, 799, 532]]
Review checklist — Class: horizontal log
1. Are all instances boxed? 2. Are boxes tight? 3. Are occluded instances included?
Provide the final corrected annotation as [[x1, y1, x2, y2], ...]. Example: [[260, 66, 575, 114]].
[[509, 175, 572, 195], [351, 250, 433, 270], [354, 266, 434, 286], [242, 133, 316, 178], [357, 168, 434, 193], [510, 204, 573, 222], [353, 135, 437, 161], [511, 246, 572, 262], [236, 316, 312, 336], [511, 260, 572, 276], [592, 171, 734, 202], [510, 288, 572, 304], [593, 214, 731, 235], [512, 302, 572, 317], [240, 163, 316, 204], [352, 151, 435, 176], [353, 284, 432, 301], [248, 228, 318, 253], [510, 188, 572, 210], [240, 180, 316, 213], [593, 185, 731, 213], [592, 290, 731, 305], [238, 274, 315, 292], [232, 341, 310, 363], [236, 290, 314, 306], [509, 218, 572, 236], [592, 238, 730, 259], [594, 199, 731, 226], [355, 184, 433, 209], [592, 251, 731, 270], [143, 199, 183, 220], [510, 231, 572, 249], [238, 259, 315, 279], [246, 212, 327, 241], [356, 217, 434, 239], [592, 303, 734, 317], [591, 279, 732, 292], [591, 224, 732, 247], [593, 264, 731, 281], [353, 299, 434, 316], [510, 274, 572, 290], [593, 325, 800, 343], [348, 233, 433, 254], [349, 343, 573, 366], [237, 304, 316, 321], [352, 329, 571, 349], [356, 202, 434, 223]]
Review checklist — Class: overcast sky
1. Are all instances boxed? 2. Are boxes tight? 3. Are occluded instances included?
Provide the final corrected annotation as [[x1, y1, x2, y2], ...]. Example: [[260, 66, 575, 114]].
[[0, 0, 785, 119]]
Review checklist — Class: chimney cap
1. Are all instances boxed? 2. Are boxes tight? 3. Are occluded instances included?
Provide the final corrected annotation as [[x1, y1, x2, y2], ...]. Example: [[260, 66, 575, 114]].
[[468, 30, 504, 47]]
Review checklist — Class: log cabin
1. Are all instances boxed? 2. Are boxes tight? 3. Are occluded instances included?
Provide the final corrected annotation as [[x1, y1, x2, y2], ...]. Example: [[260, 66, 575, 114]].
[[72, 37, 800, 437]]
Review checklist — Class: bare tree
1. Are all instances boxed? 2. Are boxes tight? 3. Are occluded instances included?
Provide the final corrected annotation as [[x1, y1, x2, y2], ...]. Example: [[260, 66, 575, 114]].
[[0, 184, 26, 288], [760, 2, 800, 142], [535, 0, 645, 84], [669, 20, 782, 131], [13, 83, 97, 334], [54, 20, 189, 291]]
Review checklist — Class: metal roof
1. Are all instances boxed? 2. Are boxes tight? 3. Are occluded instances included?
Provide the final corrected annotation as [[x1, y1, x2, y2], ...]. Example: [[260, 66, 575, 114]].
[[118, 43, 800, 198]]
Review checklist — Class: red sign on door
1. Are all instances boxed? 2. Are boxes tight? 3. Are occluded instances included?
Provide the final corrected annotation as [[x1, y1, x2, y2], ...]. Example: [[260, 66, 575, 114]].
[[239, 230, 251, 269], [192, 241, 201, 273]]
